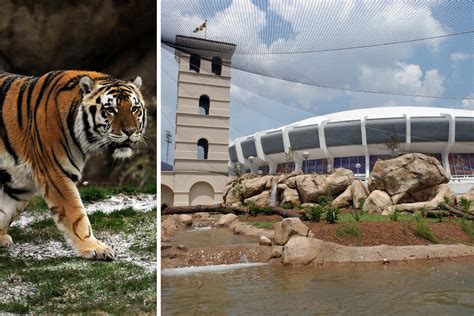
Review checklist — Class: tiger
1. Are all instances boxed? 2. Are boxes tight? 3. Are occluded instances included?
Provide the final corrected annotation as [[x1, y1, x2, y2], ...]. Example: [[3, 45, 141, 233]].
[[0, 70, 146, 260]]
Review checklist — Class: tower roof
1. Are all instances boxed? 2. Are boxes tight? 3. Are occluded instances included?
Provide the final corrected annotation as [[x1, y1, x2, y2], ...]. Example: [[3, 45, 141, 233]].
[[175, 35, 237, 61]]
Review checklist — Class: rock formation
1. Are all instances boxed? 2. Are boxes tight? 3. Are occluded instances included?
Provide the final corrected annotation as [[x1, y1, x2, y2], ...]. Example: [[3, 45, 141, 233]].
[[224, 153, 459, 215]]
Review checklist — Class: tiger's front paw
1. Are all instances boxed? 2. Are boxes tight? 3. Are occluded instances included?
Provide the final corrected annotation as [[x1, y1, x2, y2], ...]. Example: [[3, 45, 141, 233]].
[[78, 240, 116, 261], [0, 234, 13, 248]]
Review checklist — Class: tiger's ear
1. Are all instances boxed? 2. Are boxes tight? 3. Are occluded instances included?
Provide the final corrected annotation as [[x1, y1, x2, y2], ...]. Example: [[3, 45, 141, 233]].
[[131, 76, 142, 89], [79, 76, 95, 94]]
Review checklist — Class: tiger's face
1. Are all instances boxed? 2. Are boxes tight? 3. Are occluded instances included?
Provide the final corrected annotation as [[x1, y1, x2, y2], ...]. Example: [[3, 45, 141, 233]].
[[78, 75, 146, 159]]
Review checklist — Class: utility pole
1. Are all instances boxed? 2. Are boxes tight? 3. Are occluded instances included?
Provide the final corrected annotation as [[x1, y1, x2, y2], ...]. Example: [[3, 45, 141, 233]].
[[164, 130, 172, 164]]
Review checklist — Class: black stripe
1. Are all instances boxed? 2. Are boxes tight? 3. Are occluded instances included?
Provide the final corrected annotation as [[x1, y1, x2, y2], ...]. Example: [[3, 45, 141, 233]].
[[0, 75, 20, 164], [4, 185, 30, 195], [17, 78, 29, 129], [25, 78, 39, 128], [32, 72, 61, 150], [59, 139, 80, 172], [82, 108, 95, 143], [51, 150, 79, 182], [66, 98, 84, 157], [0, 169, 12, 184]]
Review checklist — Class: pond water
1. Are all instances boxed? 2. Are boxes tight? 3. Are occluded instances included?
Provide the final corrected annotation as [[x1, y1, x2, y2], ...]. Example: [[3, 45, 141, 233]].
[[162, 260, 474, 315], [170, 227, 259, 248]]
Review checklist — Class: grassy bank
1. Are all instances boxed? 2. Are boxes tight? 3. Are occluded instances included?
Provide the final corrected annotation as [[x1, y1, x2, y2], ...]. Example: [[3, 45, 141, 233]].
[[0, 190, 156, 314]]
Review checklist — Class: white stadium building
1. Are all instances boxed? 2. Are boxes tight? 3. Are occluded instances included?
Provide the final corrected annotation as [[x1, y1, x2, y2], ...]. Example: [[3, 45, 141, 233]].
[[229, 106, 474, 193]]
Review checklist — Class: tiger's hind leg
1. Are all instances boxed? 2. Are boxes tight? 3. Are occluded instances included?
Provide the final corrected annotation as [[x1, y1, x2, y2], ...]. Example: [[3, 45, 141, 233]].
[[0, 190, 29, 248], [0, 169, 35, 248]]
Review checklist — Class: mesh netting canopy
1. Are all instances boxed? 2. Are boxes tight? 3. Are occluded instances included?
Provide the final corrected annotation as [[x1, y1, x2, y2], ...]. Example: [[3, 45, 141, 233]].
[[162, 0, 473, 101]]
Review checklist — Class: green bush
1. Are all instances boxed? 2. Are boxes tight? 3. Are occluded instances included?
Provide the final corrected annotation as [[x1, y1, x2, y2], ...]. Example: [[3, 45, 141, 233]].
[[458, 197, 472, 214], [325, 206, 340, 224], [307, 204, 324, 222], [389, 209, 399, 221], [281, 201, 293, 209], [318, 196, 332, 207], [413, 220, 438, 243], [335, 222, 362, 242]]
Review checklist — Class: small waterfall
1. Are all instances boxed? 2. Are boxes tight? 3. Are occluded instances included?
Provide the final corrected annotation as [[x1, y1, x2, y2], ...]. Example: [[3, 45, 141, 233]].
[[239, 252, 249, 263], [269, 178, 278, 207]]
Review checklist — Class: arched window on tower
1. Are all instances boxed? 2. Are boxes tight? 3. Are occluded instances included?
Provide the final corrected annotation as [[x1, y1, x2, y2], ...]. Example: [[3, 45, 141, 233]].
[[190, 54, 201, 72], [197, 138, 209, 160], [199, 95, 210, 115], [211, 56, 222, 75]]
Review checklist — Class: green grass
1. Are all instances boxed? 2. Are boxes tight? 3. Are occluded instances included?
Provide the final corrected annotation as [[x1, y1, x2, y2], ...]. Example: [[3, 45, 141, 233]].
[[459, 220, 474, 240], [247, 221, 275, 229], [413, 220, 438, 243], [337, 212, 443, 223], [0, 256, 156, 314], [335, 222, 362, 242], [1, 204, 156, 314]]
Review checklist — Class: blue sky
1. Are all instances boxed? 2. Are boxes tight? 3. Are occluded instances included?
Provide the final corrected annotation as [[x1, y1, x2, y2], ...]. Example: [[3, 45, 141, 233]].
[[161, 0, 473, 163]]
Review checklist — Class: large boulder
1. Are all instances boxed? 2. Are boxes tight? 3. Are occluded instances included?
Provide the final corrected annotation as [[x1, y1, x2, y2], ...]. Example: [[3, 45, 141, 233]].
[[325, 168, 355, 196], [364, 190, 392, 213], [242, 177, 268, 198], [368, 153, 450, 195], [216, 214, 238, 227], [295, 174, 321, 203], [224, 187, 243, 206], [351, 180, 369, 209], [280, 187, 301, 206], [282, 236, 318, 266], [295, 168, 354, 203], [386, 184, 456, 213], [332, 185, 353, 208], [244, 190, 271, 208], [161, 216, 185, 237], [274, 218, 309, 245]]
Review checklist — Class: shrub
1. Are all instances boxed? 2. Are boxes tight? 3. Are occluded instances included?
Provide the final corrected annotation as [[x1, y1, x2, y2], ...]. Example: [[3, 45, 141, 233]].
[[307, 204, 324, 222], [325, 206, 340, 224], [413, 220, 438, 243], [389, 209, 399, 222], [336, 222, 362, 242], [318, 196, 332, 207], [458, 197, 472, 214], [281, 201, 293, 209]]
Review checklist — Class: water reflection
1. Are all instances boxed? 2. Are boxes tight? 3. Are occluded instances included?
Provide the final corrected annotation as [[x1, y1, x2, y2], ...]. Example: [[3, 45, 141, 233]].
[[162, 261, 474, 315]]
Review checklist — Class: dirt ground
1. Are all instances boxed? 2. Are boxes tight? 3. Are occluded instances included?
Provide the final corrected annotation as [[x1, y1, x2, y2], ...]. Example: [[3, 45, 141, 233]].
[[240, 215, 473, 246]]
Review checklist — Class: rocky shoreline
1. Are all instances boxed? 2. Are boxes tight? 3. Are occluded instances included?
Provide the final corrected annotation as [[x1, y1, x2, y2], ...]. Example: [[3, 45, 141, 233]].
[[161, 213, 474, 269]]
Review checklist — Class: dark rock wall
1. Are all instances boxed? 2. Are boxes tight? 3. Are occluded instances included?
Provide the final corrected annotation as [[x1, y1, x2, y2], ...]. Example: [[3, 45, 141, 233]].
[[0, 0, 157, 188]]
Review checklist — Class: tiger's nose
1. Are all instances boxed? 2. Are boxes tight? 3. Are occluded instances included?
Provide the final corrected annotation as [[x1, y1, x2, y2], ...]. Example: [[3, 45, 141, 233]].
[[122, 128, 137, 136]]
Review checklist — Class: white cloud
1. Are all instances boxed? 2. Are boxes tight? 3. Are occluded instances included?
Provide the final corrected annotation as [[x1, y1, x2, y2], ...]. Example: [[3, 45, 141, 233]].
[[352, 63, 444, 107], [451, 52, 473, 62], [462, 93, 474, 109]]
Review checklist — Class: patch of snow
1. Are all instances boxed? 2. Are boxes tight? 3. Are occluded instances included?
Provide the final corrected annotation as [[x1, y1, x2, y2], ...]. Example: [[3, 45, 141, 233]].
[[161, 262, 267, 276], [85, 194, 156, 214], [7, 240, 75, 260], [0, 275, 36, 304]]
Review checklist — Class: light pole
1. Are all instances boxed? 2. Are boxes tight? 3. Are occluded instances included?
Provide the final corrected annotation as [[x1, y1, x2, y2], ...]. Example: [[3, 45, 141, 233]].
[[355, 162, 361, 178], [248, 155, 255, 174], [302, 151, 310, 174]]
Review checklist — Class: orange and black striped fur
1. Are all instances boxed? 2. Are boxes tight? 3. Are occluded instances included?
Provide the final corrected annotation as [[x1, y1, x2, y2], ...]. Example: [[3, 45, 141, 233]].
[[0, 70, 146, 260]]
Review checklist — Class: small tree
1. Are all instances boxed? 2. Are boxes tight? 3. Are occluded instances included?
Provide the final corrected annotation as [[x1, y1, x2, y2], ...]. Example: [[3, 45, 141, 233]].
[[385, 125, 401, 157]]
